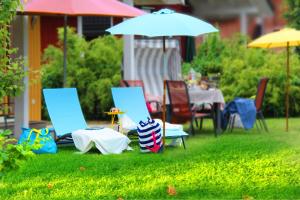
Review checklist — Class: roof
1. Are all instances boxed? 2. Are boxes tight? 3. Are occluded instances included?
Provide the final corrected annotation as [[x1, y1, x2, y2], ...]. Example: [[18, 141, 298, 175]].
[[134, 0, 185, 5], [188, 0, 273, 19]]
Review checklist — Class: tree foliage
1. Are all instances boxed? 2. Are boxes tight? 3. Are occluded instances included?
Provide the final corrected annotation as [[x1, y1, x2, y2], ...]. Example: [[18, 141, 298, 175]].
[[284, 0, 300, 56], [42, 28, 122, 119], [191, 34, 224, 75], [0, 0, 25, 100], [284, 0, 300, 29], [0, 0, 34, 174], [183, 33, 300, 117]]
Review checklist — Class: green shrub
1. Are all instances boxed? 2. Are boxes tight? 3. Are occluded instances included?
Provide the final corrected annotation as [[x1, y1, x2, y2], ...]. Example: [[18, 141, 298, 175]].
[[183, 34, 300, 117], [192, 33, 225, 75], [0, 130, 35, 175], [42, 28, 122, 119]]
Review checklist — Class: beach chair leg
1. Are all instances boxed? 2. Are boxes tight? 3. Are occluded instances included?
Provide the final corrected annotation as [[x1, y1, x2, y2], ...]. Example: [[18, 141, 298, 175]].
[[261, 119, 269, 132], [181, 137, 186, 149], [226, 115, 231, 132], [212, 111, 217, 133], [190, 118, 195, 135], [229, 115, 235, 132], [257, 117, 264, 131], [200, 118, 203, 130], [255, 120, 261, 132], [258, 112, 268, 132], [194, 118, 199, 128]]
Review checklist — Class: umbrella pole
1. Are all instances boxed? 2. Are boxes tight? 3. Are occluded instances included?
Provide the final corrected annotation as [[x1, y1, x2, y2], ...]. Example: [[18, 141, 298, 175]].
[[163, 36, 166, 148], [286, 42, 290, 132], [63, 15, 68, 88]]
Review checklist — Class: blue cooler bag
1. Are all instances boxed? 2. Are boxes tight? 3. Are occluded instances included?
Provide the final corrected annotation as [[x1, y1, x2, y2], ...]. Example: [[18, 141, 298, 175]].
[[18, 128, 57, 154], [137, 117, 163, 153]]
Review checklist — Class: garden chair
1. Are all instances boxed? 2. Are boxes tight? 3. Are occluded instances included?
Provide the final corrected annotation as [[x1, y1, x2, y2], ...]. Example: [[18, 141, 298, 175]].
[[227, 77, 269, 132], [166, 80, 212, 135], [255, 77, 269, 132], [120, 80, 163, 119], [111, 87, 188, 149], [43, 88, 131, 154]]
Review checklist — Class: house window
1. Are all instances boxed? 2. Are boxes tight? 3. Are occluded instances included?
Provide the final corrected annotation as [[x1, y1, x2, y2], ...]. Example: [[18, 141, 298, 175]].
[[82, 17, 111, 40]]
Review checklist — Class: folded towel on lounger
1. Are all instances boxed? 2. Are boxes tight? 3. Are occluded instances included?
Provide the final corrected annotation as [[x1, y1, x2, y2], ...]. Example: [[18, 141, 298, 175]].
[[72, 128, 132, 154]]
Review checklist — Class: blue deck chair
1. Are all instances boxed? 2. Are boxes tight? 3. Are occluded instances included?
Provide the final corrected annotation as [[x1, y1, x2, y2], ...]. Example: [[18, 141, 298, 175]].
[[43, 88, 97, 143], [111, 87, 188, 149]]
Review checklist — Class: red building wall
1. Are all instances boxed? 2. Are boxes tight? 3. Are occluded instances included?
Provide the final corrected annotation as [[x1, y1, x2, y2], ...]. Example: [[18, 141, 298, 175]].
[[218, 0, 286, 39], [212, 18, 241, 38], [40, 16, 77, 52]]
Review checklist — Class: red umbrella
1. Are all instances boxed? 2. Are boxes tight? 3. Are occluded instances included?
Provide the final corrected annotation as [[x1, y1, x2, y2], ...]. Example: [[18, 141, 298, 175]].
[[19, 0, 145, 86], [21, 0, 144, 17]]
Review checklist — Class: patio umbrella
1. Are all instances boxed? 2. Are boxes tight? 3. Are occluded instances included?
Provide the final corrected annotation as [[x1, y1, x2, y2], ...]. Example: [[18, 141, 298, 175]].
[[248, 28, 300, 132], [106, 8, 218, 146], [20, 0, 145, 87]]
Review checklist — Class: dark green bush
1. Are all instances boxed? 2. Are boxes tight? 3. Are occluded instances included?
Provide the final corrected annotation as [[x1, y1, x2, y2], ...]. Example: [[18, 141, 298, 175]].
[[183, 33, 300, 117], [42, 28, 122, 120]]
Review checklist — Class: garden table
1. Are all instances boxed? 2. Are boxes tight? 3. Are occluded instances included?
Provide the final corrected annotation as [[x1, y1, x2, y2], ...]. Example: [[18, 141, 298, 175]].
[[188, 87, 225, 136]]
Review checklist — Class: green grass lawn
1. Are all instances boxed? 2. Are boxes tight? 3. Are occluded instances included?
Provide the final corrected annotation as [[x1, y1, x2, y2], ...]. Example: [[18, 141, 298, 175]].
[[1, 118, 300, 199]]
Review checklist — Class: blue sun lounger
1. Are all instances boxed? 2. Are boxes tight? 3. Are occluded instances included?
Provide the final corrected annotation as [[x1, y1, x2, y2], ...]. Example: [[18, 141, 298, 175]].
[[111, 87, 188, 148], [43, 88, 93, 142], [43, 88, 132, 154]]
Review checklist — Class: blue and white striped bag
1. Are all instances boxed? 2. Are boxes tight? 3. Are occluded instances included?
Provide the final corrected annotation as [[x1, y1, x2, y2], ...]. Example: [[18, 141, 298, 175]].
[[137, 117, 162, 153]]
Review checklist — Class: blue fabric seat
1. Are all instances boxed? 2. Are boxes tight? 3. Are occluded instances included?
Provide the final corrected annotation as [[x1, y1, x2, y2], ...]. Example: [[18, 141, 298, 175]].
[[43, 88, 100, 143]]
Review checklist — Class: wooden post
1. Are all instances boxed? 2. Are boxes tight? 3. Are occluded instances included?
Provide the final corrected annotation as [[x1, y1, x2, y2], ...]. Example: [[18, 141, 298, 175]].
[[162, 36, 166, 147], [286, 42, 290, 132], [163, 80, 166, 146], [63, 15, 68, 87]]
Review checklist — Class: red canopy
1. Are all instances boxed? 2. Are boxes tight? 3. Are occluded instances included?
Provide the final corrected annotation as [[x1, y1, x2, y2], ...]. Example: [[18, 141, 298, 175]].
[[20, 0, 145, 17]]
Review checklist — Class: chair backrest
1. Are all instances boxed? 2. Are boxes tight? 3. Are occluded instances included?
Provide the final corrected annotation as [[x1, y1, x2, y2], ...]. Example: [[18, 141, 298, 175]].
[[166, 80, 192, 121], [255, 77, 269, 112], [120, 80, 144, 88], [120, 80, 145, 94], [43, 88, 88, 136], [111, 87, 150, 124]]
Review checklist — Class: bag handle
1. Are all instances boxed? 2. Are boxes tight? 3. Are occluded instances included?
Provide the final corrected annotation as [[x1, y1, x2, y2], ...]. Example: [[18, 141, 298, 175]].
[[26, 128, 49, 141], [40, 128, 49, 136], [26, 128, 40, 141]]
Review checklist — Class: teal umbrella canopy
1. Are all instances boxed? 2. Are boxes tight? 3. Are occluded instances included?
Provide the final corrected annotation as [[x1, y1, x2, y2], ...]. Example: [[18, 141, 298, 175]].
[[106, 8, 218, 37]]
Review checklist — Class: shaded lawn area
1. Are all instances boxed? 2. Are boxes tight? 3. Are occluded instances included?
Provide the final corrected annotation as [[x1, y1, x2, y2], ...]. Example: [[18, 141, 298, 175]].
[[1, 118, 300, 199]]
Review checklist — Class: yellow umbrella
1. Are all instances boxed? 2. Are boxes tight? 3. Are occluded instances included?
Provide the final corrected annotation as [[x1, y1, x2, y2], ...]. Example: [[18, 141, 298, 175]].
[[248, 28, 300, 131]]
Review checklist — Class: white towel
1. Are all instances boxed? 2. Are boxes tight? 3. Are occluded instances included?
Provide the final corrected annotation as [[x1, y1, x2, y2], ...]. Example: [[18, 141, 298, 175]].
[[72, 128, 132, 155], [154, 119, 183, 131], [120, 115, 183, 131]]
